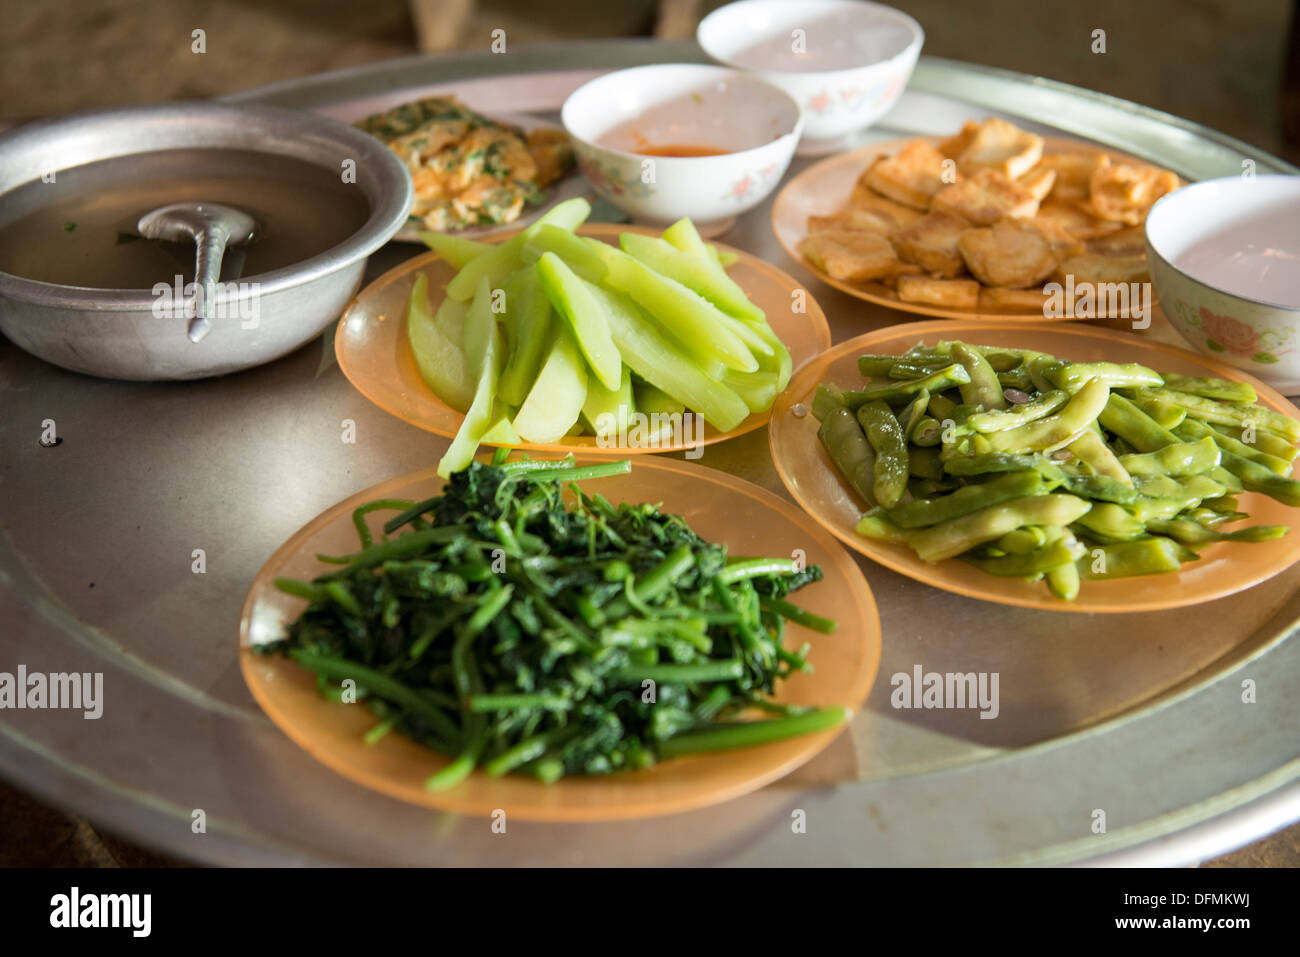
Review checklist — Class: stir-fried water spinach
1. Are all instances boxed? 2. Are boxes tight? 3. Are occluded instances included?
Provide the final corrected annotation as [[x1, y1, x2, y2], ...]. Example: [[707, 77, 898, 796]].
[[262, 453, 846, 787]]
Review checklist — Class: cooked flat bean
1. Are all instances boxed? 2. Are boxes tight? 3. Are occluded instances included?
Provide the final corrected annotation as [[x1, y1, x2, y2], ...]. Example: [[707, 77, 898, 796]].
[[1209, 422, 1299, 462], [1073, 502, 1146, 541], [968, 389, 1068, 433], [982, 377, 1109, 453], [1217, 449, 1300, 506], [818, 406, 877, 505], [858, 355, 913, 377], [1184, 506, 1242, 526], [952, 342, 1008, 410], [909, 494, 1092, 562], [858, 401, 909, 508], [1048, 361, 1163, 392], [1134, 474, 1227, 502], [842, 364, 971, 408], [908, 477, 955, 498], [1045, 528, 1083, 600], [1125, 494, 1199, 523], [935, 342, 1039, 370], [944, 450, 1135, 503], [1067, 427, 1133, 484], [909, 444, 945, 481], [993, 526, 1048, 554], [1206, 466, 1245, 493], [812, 382, 846, 420], [1079, 538, 1183, 579], [1162, 373, 1257, 404], [1132, 395, 1187, 430], [1175, 419, 1291, 476], [927, 393, 959, 420], [1118, 436, 1220, 478], [997, 367, 1034, 391], [1147, 519, 1289, 544], [1098, 394, 1179, 452], [1203, 494, 1240, 513], [962, 536, 1083, 578], [1027, 355, 1068, 393], [889, 471, 1047, 529], [911, 416, 943, 446], [855, 508, 912, 544], [1133, 388, 1300, 443], [888, 358, 953, 379], [899, 388, 932, 442]]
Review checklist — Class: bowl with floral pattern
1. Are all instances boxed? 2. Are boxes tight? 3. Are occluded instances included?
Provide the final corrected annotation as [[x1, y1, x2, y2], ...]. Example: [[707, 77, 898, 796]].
[[560, 64, 802, 236], [1146, 174, 1300, 394], [698, 0, 923, 156]]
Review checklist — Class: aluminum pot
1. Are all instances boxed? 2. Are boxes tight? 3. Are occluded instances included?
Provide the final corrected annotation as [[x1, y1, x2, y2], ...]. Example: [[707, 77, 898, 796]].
[[0, 101, 413, 380]]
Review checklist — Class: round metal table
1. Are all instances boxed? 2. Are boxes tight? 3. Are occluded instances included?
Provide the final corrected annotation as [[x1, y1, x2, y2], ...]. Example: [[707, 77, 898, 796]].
[[2, 41, 1298, 866]]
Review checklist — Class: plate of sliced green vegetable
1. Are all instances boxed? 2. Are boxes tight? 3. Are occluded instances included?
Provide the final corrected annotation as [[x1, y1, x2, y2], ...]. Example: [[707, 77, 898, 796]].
[[239, 452, 879, 820], [771, 320, 1300, 612], [335, 202, 830, 475]]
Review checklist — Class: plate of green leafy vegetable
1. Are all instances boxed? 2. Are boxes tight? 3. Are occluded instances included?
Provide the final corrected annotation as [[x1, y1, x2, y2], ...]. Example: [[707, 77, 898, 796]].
[[335, 202, 831, 476], [239, 452, 878, 820], [771, 321, 1300, 612]]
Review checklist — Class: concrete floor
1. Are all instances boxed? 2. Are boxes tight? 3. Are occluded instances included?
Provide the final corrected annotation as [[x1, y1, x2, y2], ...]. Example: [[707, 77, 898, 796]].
[[0, 0, 1297, 867]]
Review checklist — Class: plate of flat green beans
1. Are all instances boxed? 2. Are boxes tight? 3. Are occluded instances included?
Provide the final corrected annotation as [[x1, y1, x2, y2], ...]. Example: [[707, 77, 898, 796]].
[[239, 453, 879, 820], [771, 320, 1300, 612]]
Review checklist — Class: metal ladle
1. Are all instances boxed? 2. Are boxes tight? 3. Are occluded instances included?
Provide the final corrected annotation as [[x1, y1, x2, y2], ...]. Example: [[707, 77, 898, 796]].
[[137, 202, 257, 343]]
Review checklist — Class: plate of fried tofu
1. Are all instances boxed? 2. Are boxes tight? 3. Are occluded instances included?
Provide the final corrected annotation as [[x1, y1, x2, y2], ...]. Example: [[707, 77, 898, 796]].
[[771, 117, 1184, 320]]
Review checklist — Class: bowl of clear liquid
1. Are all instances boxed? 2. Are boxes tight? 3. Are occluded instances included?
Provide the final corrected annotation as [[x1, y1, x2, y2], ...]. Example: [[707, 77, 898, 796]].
[[1145, 175, 1300, 394], [697, 0, 923, 155], [0, 102, 412, 380]]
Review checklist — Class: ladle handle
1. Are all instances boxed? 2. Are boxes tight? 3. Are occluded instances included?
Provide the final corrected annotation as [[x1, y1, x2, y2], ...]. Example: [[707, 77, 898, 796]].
[[188, 225, 231, 343]]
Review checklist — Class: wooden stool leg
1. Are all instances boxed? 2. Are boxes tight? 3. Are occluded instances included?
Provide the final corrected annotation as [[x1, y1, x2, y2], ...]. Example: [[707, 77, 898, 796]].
[[412, 0, 475, 53], [654, 0, 703, 40], [1284, 3, 1300, 149]]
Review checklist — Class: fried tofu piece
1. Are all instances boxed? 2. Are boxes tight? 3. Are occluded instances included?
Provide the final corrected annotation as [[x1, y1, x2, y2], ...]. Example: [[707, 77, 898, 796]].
[[847, 180, 926, 232], [802, 230, 911, 283], [1085, 225, 1147, 257], [1036, 150, 1111, 203], [898, 276, 980, 309], [862, 140, 951, 210], [931, 168, 1040, 226], [1056, 253, 1150, 285], [806, 208, 895, 237], [1025, 215, 1087, 260], [1086, 164, 1182, 225], [938, 121, 980, 159], [1034, 201, 1125, 240], [957, 221, 1058, 289], [1018, 167, 1057, 203], [979, 286, 1053, 312], [892, 211, 973, 278], [957, 118, 1044, 179]]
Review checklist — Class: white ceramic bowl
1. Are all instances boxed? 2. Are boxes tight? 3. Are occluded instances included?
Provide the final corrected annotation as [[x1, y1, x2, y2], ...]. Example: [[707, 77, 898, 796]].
[[698, 0, 923, 155], [561, 64, 802, 236], [1145, 175, 1300, 394]]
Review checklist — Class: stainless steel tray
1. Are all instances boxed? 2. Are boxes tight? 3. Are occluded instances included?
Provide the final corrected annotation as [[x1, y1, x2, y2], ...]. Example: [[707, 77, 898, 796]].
[[2, 41, 1297, 866]]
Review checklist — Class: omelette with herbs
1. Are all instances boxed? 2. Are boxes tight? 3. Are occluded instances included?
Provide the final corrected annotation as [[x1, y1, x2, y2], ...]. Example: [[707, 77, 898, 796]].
[[358, 97, 575, 232]]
